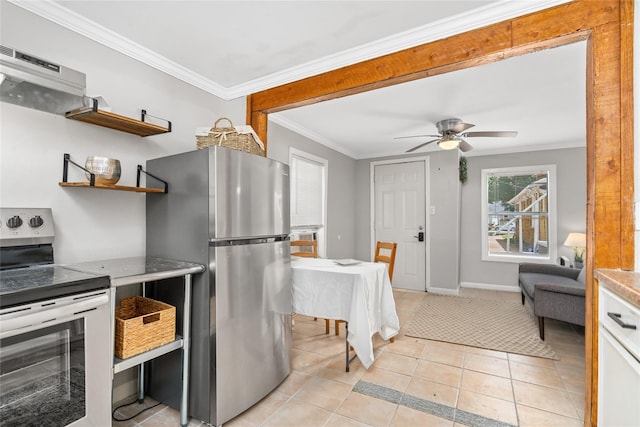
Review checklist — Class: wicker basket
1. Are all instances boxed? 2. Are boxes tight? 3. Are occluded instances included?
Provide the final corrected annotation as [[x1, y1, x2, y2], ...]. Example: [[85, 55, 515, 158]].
[[114, 296, 176, 359], [196, 117, 265, 156]]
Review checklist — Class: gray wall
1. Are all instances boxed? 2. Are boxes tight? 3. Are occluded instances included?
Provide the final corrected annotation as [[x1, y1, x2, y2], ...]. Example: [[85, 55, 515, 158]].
[[459, 147, 587, 289], [355, 150, 460, 293], [267, 122, 357, 259], [1, 2, 244, 265], [1, 2, 244, 403]]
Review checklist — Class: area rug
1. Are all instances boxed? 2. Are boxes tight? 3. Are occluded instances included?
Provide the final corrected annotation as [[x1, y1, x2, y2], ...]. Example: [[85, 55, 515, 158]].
[[406, 294, 558, 359]]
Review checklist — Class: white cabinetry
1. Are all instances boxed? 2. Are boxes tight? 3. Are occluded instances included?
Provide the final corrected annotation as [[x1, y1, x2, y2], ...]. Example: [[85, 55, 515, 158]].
[[598, 286, 640, 427]]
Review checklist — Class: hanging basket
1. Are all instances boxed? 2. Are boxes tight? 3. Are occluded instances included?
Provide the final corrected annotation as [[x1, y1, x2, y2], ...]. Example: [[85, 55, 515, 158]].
[[196, 117, 265, 156]]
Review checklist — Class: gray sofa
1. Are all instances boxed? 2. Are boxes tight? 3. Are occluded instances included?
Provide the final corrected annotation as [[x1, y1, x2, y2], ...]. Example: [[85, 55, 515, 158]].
[[518, 263, 586, 340]]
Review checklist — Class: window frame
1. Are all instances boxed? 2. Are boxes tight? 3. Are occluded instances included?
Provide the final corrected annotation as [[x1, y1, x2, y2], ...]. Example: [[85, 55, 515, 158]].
[[481, 164, 557, 264], [289, 147, 328, 258]]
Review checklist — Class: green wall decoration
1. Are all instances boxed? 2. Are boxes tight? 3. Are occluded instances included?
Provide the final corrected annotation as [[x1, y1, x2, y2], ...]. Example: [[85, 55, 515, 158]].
[[459, 156, 468, 183]]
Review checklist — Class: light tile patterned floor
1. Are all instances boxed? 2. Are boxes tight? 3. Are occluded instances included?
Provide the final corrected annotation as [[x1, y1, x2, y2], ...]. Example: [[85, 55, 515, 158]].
[[112, 288, 585, 427]]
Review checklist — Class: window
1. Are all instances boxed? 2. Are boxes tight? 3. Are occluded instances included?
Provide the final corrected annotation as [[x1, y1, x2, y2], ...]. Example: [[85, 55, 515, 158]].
[[289, 148, 327, 257], [481, 165, 557, 263]]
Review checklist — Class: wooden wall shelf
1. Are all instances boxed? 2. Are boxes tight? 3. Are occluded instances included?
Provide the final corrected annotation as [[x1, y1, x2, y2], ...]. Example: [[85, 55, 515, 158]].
[[65, 99, 171, 137], [60, 153, 169, 194], [59, 182, 165, 193]]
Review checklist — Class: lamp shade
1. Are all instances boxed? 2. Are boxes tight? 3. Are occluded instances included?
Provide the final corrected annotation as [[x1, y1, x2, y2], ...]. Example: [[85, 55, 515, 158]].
[[563, 232, 586, 248]]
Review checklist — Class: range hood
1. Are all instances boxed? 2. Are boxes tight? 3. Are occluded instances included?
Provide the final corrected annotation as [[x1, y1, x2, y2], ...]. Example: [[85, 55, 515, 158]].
[[0, 45, 90, 115]]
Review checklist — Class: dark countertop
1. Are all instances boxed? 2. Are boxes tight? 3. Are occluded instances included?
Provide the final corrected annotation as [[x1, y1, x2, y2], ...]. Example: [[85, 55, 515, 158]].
[[595, 269, 640, 308], [0, 264, 110, 308], [64, 256, 205, 287]]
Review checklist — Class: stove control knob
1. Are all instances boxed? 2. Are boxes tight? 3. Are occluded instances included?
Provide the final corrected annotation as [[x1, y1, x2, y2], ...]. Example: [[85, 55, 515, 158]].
[[7, 215, 23, 229], [29, 215, 44, 228]]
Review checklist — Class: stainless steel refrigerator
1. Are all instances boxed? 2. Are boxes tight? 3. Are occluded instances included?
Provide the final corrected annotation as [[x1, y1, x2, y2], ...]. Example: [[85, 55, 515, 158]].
[[145, 146, 291, 426]]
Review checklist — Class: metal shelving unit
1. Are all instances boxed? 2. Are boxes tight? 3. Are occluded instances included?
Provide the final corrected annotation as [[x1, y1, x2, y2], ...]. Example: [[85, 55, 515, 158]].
[[66, 257, 204, 427]]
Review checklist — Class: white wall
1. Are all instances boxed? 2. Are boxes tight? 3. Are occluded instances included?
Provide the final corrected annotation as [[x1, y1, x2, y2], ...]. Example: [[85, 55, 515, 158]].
[[460, 147, 587, 289], [267, 122, 357, 259], [1, 2, 244, 265]]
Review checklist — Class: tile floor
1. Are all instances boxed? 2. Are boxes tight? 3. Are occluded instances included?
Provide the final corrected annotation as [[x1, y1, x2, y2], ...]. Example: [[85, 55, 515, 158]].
[[112, 288, 586, 427]]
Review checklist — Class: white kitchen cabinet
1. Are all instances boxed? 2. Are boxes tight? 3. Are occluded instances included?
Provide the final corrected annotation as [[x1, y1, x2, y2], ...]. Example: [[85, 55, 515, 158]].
[[598, 286, 640, 427]]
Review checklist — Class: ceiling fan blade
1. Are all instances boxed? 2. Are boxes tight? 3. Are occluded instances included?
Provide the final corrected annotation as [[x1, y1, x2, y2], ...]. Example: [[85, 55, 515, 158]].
[[393, 134, 440, 140], [451, 122, 475, 133], [458, 139, 474, 152], [406, 139, 439, 153], [462, 131, 518, 138]]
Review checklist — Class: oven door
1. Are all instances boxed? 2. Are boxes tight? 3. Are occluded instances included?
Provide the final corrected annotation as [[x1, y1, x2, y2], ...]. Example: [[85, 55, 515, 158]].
[[0, 290, 111, 427]]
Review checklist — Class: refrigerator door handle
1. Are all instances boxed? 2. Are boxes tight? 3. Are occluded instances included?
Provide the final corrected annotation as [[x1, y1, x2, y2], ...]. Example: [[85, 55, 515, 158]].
[[209, 235, 290, 247]]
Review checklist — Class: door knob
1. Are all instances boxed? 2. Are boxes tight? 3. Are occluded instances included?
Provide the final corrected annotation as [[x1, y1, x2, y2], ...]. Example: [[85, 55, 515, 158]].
[[413, 232, 424, 242]]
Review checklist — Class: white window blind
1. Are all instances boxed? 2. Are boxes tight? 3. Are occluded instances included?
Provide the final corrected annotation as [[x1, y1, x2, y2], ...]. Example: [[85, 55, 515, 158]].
[[290, 154, 325, 228]]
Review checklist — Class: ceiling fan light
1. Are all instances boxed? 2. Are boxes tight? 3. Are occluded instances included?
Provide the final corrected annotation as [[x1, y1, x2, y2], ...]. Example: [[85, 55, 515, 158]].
[[438, 138, 460, 150]]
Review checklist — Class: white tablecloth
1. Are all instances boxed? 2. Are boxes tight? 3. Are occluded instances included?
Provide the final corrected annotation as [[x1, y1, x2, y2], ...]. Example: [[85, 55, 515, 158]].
[[291, 257, 400, 368]]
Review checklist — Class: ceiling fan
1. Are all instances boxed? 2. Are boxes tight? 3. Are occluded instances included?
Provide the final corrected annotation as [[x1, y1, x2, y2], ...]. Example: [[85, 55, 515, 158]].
[[395, 118, 518, 153]]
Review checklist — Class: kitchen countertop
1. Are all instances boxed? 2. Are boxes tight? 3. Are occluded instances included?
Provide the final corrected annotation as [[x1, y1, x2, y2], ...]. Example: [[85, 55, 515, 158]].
[[64, 256, 205, 287], [0, 264, 110, 309], [595, 269, 640, 308]]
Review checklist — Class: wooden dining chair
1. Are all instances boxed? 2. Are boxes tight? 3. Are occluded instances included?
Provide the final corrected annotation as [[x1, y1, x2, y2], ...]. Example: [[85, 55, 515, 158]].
[[374, 241, 398, 282], [291, 239, 331, 334], [290, 240, 318, 258], [335, 241, 398, 339]]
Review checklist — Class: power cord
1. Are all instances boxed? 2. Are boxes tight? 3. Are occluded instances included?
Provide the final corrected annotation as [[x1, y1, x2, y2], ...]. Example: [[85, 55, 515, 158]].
[[112, 398, 162, 422]]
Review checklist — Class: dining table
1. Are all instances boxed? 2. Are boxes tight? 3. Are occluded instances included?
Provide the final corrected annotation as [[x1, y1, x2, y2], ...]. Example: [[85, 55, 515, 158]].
[[290, 257, 400, 371]]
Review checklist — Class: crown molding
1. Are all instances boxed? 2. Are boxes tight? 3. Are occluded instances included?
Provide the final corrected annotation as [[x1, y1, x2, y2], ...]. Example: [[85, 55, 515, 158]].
[[226, 0, 571, 98], [7, 0, 229, 97], [11, 0, 571, 100], [271, 110, 585, 160], [269, 114, 360, 159], [462, 140, 586, 158]]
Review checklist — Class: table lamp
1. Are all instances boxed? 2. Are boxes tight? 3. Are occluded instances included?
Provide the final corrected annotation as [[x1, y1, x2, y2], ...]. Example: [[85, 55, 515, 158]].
[[563, 232, 586, 268]]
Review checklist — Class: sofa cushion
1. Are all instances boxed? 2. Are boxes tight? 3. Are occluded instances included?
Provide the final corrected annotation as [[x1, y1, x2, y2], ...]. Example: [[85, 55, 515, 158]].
[[577, 267, 586, 285], [519, 272, 583, 301]]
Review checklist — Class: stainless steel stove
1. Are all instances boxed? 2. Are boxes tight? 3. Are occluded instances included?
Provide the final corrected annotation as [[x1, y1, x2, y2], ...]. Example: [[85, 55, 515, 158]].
[[0, 207, 54, 270], [0, 208, 112, 427], [0, 207, 111, 308]]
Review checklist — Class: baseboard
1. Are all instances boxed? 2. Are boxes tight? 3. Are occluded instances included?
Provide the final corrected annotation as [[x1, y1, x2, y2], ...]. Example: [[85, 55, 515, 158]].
[[460, 282, 520, 293], [426, 286, 459, 296]]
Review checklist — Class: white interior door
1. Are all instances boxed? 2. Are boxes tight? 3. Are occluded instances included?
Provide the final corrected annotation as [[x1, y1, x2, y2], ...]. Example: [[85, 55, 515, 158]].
[[374, 161, 426, 291]]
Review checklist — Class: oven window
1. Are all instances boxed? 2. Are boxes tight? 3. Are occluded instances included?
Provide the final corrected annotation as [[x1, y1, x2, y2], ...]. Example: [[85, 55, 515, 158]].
[[0, 319, 86, 427]]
